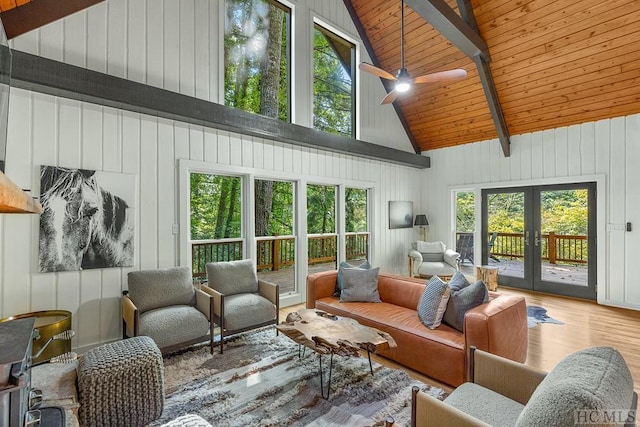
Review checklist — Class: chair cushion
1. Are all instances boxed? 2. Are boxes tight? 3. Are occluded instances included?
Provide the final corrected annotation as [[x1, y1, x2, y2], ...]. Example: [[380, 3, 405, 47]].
[[516, 346, 635, 427], [339, 267, 381, 302], [446, 382, 524, 427], [416, 241, 445, 253], [443, 279, 489, 332], [335, 260, 371, 296], [128, 266, 195, 313], [417, 276, 450, 329], [206, 259, 258, 296], [416, 262, 457, 277], [223, 293, 276, 331], [139, 305, 210, 349]]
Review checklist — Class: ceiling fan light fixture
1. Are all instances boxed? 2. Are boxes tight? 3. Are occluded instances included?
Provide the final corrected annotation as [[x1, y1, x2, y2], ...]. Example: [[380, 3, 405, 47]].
[[395, 80, 411, 93]]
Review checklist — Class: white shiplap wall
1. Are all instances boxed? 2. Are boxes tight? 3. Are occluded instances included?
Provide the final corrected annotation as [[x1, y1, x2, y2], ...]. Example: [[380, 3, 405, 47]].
[[0, 0, 423, 351], [423, 115, 640, 310]]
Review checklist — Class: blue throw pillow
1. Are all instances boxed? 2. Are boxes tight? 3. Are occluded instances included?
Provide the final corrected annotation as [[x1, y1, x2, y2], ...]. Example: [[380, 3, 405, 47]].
[[448, 271, 471, 292], [417, 276, 451, 329], [335, 261, 371, 296], [339, 267, 381, 302], [443, 279, 489, 332]]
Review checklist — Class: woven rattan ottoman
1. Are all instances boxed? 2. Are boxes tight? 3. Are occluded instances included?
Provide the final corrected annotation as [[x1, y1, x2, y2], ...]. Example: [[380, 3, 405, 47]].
[[77, 336, 164, 426]]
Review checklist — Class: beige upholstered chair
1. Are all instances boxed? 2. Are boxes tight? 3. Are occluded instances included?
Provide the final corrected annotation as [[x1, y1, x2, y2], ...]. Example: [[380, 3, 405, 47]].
[[204, 259, 279, 353], [408, 241, 460, 279], [123, 266, 215, 354], [409, 346, 637, 427]]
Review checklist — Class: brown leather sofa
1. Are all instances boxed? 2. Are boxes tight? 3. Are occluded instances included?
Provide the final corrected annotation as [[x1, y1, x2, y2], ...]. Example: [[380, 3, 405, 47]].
[[306, 270, 528, 387]]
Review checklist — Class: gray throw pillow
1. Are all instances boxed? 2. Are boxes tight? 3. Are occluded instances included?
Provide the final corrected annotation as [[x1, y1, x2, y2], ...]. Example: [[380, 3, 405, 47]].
[[417, 276, 451, 329], [339, 267, 381, 302], [335, 261, 371, 296], [448, 271, 471, 292], [443, 279, 489, 332], [206, 259, 258, 296]]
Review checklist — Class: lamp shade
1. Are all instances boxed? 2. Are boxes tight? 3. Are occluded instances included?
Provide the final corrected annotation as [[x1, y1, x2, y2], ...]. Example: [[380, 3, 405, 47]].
[[414, 214, 429, 226]]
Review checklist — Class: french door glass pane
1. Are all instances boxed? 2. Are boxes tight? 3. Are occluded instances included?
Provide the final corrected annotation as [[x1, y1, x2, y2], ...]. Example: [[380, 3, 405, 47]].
[[455, 191, 475, 269], [255, 179, 296, 295], [539, 189, 589, 287], [487, 191, 526, 279]]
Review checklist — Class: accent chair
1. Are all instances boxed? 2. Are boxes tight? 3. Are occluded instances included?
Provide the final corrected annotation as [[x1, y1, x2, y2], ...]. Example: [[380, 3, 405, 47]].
[[204, 259, 279, 353], [123, 266, 215, 354], [408, 241, 460, 279]]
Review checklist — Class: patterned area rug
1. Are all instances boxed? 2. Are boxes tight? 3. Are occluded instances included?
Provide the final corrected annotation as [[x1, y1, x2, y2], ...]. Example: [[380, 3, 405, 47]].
[[527, 305, 564, 328], [152, 327, 446, 426]]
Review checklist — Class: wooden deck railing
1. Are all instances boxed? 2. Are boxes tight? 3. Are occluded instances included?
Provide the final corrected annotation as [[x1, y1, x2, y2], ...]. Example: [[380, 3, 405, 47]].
[[458, 232, 588, 264], [191, 232, 369, 278]]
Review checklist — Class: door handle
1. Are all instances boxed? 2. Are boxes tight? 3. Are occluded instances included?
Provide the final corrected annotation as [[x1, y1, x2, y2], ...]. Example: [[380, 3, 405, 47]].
[[524, 230, 529, 246], [534, 231, 541, 246]]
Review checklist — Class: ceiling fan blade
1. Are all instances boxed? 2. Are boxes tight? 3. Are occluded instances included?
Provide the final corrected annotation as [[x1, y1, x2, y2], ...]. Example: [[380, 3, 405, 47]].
[[381, 90, 400, 105], [359, 62, 397, 81], [413, 68, 467, 84]]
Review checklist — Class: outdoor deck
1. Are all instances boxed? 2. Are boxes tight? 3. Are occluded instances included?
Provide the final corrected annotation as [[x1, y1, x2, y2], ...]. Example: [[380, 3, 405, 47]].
[[260, 258, 589, 296]]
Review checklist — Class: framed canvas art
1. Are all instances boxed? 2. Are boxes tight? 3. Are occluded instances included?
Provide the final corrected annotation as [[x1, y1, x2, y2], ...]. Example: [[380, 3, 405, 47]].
[[389, 201, 413, 229]]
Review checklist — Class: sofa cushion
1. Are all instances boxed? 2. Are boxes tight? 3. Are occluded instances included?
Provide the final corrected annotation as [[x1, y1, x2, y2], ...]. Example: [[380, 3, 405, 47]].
[[446, 382, 525, 426], [443, 279, 488, 332], [516, 346, 635, 427], [335, 260, 371, 296], [206, 259, 258, 296], [128, 266, 195, 313], [340, 267, 381, 302], [417, 276, 451, 329]]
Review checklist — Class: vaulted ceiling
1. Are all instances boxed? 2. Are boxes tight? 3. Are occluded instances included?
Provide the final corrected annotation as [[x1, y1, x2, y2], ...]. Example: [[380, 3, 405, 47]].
[[346, 0, 640, 154]]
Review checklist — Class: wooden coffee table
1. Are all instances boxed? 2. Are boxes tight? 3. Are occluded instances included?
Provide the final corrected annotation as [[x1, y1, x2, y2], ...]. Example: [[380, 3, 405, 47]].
[[276, 309, 397, 398]]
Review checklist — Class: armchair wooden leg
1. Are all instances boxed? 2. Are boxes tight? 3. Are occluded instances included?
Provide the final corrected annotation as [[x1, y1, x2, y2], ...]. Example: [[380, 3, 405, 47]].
[[220, 329, 224, 354]]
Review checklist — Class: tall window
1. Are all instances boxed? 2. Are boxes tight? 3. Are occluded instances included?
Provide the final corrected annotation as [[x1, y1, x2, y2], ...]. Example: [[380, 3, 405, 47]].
[[307, 184, 337, 272], [313, 24, 356, 137], [190, 173, 243, 279], [345, 187, 369, 264], [255, 180, 297, 295], [224, 0, 290, 121]]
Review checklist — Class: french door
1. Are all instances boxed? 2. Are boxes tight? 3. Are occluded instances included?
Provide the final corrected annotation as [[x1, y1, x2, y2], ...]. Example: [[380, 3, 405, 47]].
[[481, 183, 596, 299]]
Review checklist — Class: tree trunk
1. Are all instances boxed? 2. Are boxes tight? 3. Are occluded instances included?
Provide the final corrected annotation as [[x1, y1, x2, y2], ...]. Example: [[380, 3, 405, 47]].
[[224, 178, 240, 239], [259, 5, 284, 118], [214, 180, 230, 240], [255, 180, 274, 237]]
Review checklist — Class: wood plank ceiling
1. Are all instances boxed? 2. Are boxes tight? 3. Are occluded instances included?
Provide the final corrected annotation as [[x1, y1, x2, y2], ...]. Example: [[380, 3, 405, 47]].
[[348, 0, 640, 153]]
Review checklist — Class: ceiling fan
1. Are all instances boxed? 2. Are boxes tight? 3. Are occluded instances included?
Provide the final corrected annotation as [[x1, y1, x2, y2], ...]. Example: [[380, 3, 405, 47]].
[[359, 0, 468, 105]]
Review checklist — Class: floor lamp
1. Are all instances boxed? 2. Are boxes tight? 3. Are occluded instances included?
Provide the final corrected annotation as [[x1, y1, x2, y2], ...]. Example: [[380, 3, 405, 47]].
[[414, 214, 429, 241]]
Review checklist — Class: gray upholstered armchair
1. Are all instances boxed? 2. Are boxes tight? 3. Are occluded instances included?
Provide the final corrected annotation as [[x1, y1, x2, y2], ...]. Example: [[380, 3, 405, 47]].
[[204, 259, 279, 353], [123, 266, 215, 353], [408, 241, 460, 279]]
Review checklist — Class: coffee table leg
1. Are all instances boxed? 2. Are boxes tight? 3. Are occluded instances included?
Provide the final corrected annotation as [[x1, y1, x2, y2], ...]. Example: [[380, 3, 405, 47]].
[[367, 350, 373, 375], [318, 352, 334, 399]]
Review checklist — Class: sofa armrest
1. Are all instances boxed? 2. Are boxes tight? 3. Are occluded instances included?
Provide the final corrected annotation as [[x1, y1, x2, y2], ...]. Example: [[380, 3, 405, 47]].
[[412, 387, 490, 426], [471, 348, 546, 405], [463, 294, 528, 377], [443, 249, 460, 268], [408, 249, 423, 262], [306, 270, 338, 308], [194, 288, 213, 321]]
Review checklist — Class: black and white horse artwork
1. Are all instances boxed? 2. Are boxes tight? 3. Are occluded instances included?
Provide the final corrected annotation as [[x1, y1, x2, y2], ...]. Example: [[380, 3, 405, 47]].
[[38, 166, 134, 273]]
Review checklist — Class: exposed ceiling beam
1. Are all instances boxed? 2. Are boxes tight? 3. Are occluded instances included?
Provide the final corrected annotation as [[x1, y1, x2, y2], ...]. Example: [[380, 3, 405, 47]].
[[0, 0, 104, 39], [11, 50, 430, 169], [405, 0, 490, 61], [456, 0, 510, 156], [343, 0, 422, 154]]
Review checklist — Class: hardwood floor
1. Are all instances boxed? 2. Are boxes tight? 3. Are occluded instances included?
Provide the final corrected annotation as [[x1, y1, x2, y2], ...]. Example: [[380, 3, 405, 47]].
[[281, 288, 640, 394]]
